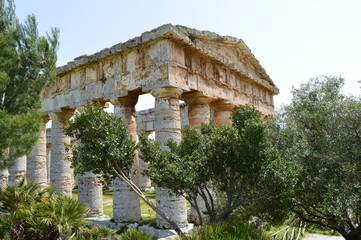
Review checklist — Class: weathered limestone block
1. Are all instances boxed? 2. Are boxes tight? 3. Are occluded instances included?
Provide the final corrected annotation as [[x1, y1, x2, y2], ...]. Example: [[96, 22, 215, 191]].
[[50, 110, 74, 196], [27, 117, 49, 186], [210, 100, 236, 127], [112, 95, 141, 222], [77, 172, 103, 216], [151, 87, 188, 228], [8, 156, 26, 186], [0, 169, 9, 190]]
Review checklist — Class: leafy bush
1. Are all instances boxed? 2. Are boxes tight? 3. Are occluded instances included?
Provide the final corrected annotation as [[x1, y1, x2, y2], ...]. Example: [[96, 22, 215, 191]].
[[181, 220, 262, 240], [116, 228, 155, 240], [75, 225, 118, 240]]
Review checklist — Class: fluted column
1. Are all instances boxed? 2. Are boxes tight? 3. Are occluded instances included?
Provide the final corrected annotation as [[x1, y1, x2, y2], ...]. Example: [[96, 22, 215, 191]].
[[138, 131, 152, 191], [78, 172, 103, 216], [0, 169, 9, 190], [182, 92, 213, 224], [151, 87, 188, 228], [76, 103, 104, 217], [27, 116, 50, 186], [210, 100, 236, 127], [8, 156, 26, 186], [49, 109, 74, 196], [112, 94, 141, 222], [46, 143, 51, 185]]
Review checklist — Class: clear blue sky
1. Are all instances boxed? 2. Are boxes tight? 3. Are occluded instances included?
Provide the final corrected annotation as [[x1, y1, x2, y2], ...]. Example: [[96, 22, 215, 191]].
[[14, 0, 361, 110]]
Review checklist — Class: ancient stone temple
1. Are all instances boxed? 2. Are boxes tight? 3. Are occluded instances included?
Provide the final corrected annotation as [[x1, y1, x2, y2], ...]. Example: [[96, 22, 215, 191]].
[[13, 24, 279, 228]]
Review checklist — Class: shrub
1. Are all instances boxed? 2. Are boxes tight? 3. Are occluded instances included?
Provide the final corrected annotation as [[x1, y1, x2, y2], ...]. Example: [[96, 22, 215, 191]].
[[181, 220, 262, 240], [116, 228, 155, 240]]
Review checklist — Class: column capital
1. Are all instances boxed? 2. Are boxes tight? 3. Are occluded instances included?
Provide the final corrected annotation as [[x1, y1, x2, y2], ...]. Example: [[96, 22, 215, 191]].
[[49, 108, 75, 125], [43, 114, 51, 124], [150, 87, 183, 99], [111, 93, 138, 107], [92, 98, 109, 108], [210, 99, 236, 111], [181, 92, 214, 105]]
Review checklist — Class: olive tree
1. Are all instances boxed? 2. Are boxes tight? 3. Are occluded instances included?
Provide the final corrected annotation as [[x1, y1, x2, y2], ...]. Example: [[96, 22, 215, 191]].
[[271, 75, 361, 240], [139, 105, 295, 225]]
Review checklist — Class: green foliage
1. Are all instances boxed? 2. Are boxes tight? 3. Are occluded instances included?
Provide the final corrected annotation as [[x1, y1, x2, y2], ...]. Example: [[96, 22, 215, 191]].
[[0, 181, 88, 239], [139, 105, 295, 224], [180, 220, 262, 240], [64, 103, 136, 179], [74, 225, 118, 240], [117, 228, 155, 240], [271, 75, 361, 239], [0, 0, 59, 167]]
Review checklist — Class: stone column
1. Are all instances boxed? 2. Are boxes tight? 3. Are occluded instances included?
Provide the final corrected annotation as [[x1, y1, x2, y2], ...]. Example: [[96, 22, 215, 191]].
[[112, 94, 141, 222], [138, 132, 152, 191], [210, 100, 236, 127], [0, 169, 9, 190], [182, 92, 212, 131], [49, 109, 74, 196], [46, 144, 51, 185], [76, 104, 104, 217], [27, 116, 50, 186], [8, 156, 26, 186], [182, 92, 212, 224], [151, 87, 188, 228], [78, 172, 103, 216]]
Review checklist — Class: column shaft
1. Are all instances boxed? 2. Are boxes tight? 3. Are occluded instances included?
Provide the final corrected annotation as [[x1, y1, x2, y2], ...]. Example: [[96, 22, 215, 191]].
[[112, 95, 141, 222], [27, 118, 48, 186], [8, 156, 26, 186], [78, 172, 103, 216], [151, 87, 188, 228], [210, 100, 235, 127], [75, 104, 104, 217], [182, 92, 212, 224], [50, 110, 74, 196]]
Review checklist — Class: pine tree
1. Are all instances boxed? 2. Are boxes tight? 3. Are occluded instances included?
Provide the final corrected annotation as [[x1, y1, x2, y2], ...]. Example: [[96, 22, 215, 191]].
[[0, 0, 59, 168]]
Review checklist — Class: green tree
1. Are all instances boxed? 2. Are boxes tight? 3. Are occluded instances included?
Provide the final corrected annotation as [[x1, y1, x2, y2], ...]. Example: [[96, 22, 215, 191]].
[[139, 105, 295, 225], [0, 181, 88, 239], [0, 0, 59, 168], [271, 75, 361, 240], [64, 103, 184, 235]]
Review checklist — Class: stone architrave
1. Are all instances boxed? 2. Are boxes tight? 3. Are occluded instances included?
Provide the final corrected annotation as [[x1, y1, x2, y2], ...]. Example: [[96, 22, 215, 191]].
[[49, 109, 74, 196], [112, 94, 141, 222], [8, 156, 26, 186], [27, 116, 50, 186], [210, 100, 236, 127], [0, 169, 9, 190], [151, 87, 188, 229]]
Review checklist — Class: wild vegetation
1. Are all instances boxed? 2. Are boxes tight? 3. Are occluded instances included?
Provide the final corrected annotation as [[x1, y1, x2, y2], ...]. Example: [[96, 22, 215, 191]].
[[139, 105, 295, 225], [270, 75, 361, 240]]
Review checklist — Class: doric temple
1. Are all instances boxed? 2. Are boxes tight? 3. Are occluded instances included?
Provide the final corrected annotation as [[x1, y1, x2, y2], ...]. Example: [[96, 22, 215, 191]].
[[1, 24, 279, 228]]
